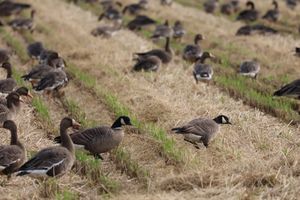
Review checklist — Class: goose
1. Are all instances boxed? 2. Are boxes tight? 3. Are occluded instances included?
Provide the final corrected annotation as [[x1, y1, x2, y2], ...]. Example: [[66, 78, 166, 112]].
[[0, 49, 9, 64], [122, 1, 147, 15], [27, 42, 44, 60], [38, 50, 59, 65], [0, 92, 23, 124], [236, 24, 277, 35], [100, 0, 122, 10], [171, 115, 231, 148], [295, 47, 300, 57], [236, 1, 258, 22], [161, 0, 172, 6], [0, 87, 32, 105], [21, 64, 55, 86], [135, 37, 172, 64], [183, 34, 204, 63], [54, 116, 132, 160], [0, 1, 31, 17], [8, 10, 35, 33], [285, 0, 297, 10], [193, 52, 215, 83], [220, 0, 239, 15], [127, 15, 156, 31], [0, 62, 17, 93], [132, 55, 161, 72], [98, 6, 122, 24], [172, 21, 186, 41], [16, 117, 80, 178], [239, 60, 260, 79], [262, 1, 279, 22], [0, 120, 25, 179], [273, 79, 300, 98], [91, 22, 122, 38], [204, 0, 219, 14], [151, 20, 173, 41]]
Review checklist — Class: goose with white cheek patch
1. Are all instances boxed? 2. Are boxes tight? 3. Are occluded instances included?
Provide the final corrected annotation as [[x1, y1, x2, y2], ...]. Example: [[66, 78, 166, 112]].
[[171, 115, 232, 148], [16, 117, 80, 178], [54, 116, 132, 160]]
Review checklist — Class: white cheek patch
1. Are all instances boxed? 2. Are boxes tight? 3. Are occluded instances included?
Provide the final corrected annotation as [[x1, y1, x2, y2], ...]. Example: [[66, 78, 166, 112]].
[[222, 117, 227, 124], [120, 118, 125, 125]]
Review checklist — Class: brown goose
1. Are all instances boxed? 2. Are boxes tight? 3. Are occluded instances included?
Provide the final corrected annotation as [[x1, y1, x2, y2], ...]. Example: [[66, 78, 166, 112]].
[[16, 117, 80, 178], [239, 60, 260, 78], [27, 42, 44, 60], [171, 115, 231, 148], [8, 10, 35, 32], [21, 64, 56, 86], [151, 20, 173, 41], [91, 22, 122, 38], [172, 20, 186, 41], [183, 34, 204, 63], [0, 120, 25, 179], [0, 62, 17, 93], [262, 1, 279, 22], [0, 87, 32, 105], [204, 0, 219, 14], [133, 55, 161, 72], [54, 116, 132, 160], [0, 92, 22, 124], [135, 37, 172, 64], [193, 52, 215, 83]]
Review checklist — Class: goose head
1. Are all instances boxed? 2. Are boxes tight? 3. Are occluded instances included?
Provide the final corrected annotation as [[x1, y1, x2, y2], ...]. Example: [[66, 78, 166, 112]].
[[111, 116, 133, 129], [272, 0, 278, 9], [6, 92, 22, 109], [60, 117, 81, 130], [194, 33, 205, 44], [1, 62, 13, 78], [246, 1, 255, 10], [213, 115, 232, 125], [15, 87, 33, 99]]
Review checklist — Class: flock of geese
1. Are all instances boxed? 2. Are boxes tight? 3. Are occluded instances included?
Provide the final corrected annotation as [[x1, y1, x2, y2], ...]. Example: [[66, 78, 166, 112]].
[[0, 0, 298, 185]]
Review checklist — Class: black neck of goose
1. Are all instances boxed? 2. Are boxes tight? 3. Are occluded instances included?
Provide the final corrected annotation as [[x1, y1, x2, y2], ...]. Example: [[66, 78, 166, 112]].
[[273, 1, 278, 9], [165, 37, 171, 53], [111, 118, 122, 129], [249, 2, 255, 10], [6, 65, 12, 78], [60, 123, 74, 153]]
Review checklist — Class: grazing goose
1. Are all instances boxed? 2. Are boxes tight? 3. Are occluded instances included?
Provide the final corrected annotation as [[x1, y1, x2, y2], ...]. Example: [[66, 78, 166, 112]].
[[27, 42, 44, 60], [21, 64, 55, 86], [171, 115, 231, 148], [0, 1, 31, 17], [262, 1, 279, 22], [16, 117, 80, 178], [0, 62, 17, 93], [295, 47, 300, 57], [239, 60, 260, 79], [0, 92, 22, 124], [193, 52, 215, 83], [135, 37, 172, 64], [183, 34, 204, 63], [236, 1, 258, 22], [204, 0, 219, 14], [172, 21, 186, 41], [54, 116, 132, 160], [132, 55, 161, 72], [161, 0, 172, 6], [91, 22, 122, 38], [236, 24, 277, 35], [8, 10, 35, 32], [285, 0, 297, 10], [151, 20, 173, 40], [273, 79, 300, 98], [98, 6, 122, 24], [0, 87, 32, 105], [0, 120, 25, 179], [38, 50, 59, 65], [122, 1, 147, 15], [0, 49, 9, 64], [127, 15, 156, 31]]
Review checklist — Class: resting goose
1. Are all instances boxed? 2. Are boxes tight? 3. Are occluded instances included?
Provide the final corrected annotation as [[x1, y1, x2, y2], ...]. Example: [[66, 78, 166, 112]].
[[0, 62, 17, 93], [0, 92, 22, 124], [0, 1, 31, 17], [135, 36, 172, 64], [16, 117, 80, 178], [0, 49, 9, 65], [183, 34, 204, 63], [0, 87, 32, 105], [0, 120, 25, 179], [122, 1, 147, 15], [239, 60, 260, 79], [27, 42, 44, 60], [172, 21, 186, 41], [161, 0, 172, 6], [171, 115, 231, 148], [236, 1, 258, 22], [132, 55, 161, 72], [262, 1, 279, 22], [91, 22, 122, 38], [54, 116, 132, 160], [127, 15, 156, 31], [193, 52, 215, 83], [204, 0, 219, 14], [273, 79, 300, 98], [98, 6, 122, 24], [236, 24, 277, 35], [22, 64, 55, 86], [9, 10, 35, 32], [151, 20, 173, 41]]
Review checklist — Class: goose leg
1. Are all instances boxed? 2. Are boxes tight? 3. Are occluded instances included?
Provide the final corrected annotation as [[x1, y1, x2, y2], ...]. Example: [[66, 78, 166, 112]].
[[184, 138, 200, 149]]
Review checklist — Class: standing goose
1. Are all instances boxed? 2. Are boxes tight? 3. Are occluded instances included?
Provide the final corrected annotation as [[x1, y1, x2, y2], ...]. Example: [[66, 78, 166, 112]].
[[8, 10, 35, 32], [0, 49, 9, 65], [203, 0, 219, 14], [183, 34, 204, 63], [262, 1, 279, 22], [172, 21, 186, 41], [16, 117, 80, 178], [21, 64, 55, 86], [193, 52, 215, 83], [0, 87, 32, 105], [54, 116, 132, 160], [132, 55, 161, 72], [0, 1, 31, 17], [127, 15, 156, 31], [0, 120, 25, 179], [236, 1, 258, 22], [151, 20, 173, 41], [171, 115, 231, 148], [239, 60, 260, 79], [273, 79, 300, 98], [0, 62, 17, 93], [135, 37, 173, 64], [0, 92, 22, 124], [27, 42, 44, 60]]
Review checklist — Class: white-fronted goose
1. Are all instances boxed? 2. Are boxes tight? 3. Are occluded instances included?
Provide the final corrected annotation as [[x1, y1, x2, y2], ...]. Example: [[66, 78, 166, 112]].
[[151, 20, 173, 40], [0, 120, 25, 179], [0, 49, 9, 64], [54, 116, 132, 159], [38, 50, 59, 65], [16, 117, 80, 178], [239, 60, 260, 79], [262, 1, 279, 22], [127, 15, 156, 31], [171, 115, 231, 148], [135, 37, 172, 64], [91, 22, 122, 38], [8, 10, 35, 33], [204, 0, 219, 14], [100, 0, 122, 10], [161, 0, 172, 6], [236, 1, 258, 22], [98, 6, 122, 24], [21, 64, 55, 86], [0, 1, 31, 17], [122, 1, 147, 15], [285, 0, 297, 10], [0, 92, 22, 124], [221, 0, 239, 15], [193, 52, 215, 83], [273, 79, 300, 98], [183, 34, 204, 63], [0, 87, 32, 105], [172, 21, 186, 41], [295, 47, 300, 57], [133, 55, 161, 72], [0, 62, 17, 93], [27, 42, 44, 60], [236, 24, 277, 35]]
